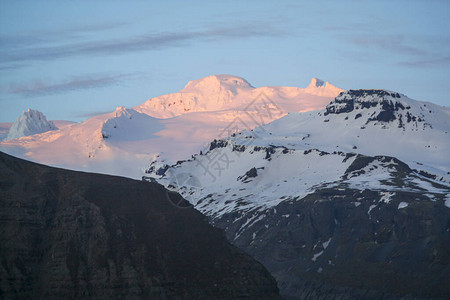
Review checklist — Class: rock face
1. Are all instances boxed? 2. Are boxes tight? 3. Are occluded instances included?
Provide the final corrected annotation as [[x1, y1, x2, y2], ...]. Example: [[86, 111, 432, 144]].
[[209, 155, 450, 299], [0, 151, 280, 299], [213, 185, 450, 299], [324, 89, 434, 129], [6, 109, 57, 140]]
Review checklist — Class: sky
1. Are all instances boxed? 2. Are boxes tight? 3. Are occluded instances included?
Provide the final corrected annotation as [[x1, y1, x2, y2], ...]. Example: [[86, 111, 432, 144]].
[[0, 0, 449, 122]]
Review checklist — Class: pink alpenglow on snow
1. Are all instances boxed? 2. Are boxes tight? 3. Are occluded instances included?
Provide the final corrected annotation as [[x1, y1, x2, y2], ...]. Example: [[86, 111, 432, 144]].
[[0, 75, 342, 178]]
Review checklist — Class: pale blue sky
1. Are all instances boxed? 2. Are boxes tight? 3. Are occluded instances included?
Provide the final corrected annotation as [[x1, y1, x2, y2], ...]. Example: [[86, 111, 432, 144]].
[[0, 0, 449, 122]]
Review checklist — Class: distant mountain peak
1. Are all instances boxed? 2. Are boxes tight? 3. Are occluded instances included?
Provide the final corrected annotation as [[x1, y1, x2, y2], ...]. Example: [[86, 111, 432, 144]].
[[309, 78, 326, 87], [304, 78, 343, 97], [6, 109, 57, 140], [114, 106, 133, 118], [182, 74, 254, 92]]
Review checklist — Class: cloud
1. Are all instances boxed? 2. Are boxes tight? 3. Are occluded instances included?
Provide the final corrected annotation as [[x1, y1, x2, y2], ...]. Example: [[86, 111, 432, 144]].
[[339, 32, 450, 69], [8, 74, 132, 97], [397, 56, 450, 68], [0, 63, 26, 72], [0, 21, 130, 51], [347, 35, 427, 57], [0, 23, 284, 66]]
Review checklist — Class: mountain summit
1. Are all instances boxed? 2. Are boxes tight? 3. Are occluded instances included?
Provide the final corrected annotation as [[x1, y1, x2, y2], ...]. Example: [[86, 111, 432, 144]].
[[304, 78, 343, 97], [182, 74, 254, 92], [6, 109, 57, 140], [135, 75, 342, 118]]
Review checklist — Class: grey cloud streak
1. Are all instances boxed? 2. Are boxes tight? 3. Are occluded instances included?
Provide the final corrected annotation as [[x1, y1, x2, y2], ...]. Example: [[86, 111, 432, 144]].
[[0, 21, 130, 50], [398, 56, 450, 68], [348, 35, 428, 57], [8, 74, 132, 97], [339, 32, 450, 69], [0, 24, 284, 65]]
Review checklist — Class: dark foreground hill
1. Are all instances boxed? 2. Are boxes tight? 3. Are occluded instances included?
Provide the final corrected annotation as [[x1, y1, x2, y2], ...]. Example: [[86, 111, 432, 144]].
[[0, 151, 280, 299]]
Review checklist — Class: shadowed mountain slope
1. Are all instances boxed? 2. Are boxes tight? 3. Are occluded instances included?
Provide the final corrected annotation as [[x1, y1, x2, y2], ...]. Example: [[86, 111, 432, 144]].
[[0, 151, 280, 299]]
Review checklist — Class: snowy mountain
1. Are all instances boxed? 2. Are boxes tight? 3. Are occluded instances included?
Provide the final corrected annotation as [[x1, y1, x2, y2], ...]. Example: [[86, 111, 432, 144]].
[[6, 109, 57, 140], [145, 89, 450, 299], [304, 77, 342, 97], [135, 75, 341, 118], [147, 89, 450, 213], [0, 75, 342, 178]]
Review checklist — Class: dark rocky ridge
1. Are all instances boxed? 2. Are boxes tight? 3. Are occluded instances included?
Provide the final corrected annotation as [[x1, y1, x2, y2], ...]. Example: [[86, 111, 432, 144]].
[[323, 89, 434, 130], [325, 90, 406, 116], [0, 151, 280, 299]]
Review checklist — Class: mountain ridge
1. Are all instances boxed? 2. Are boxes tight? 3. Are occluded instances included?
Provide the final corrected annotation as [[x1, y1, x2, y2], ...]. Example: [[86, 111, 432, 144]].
[[145, 88, 450, 299], [135, 74, 342, 118], [0, 75, 342, 178], [0, 151, 281, 299]]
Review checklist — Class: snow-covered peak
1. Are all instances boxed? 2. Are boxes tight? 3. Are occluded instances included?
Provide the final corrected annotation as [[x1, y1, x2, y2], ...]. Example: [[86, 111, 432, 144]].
[[135, 75, 342, 119], [309, 78, 325, 88], [114, 106, 133, 119], [6, 109, 57, 140], [304, 78, 343, 97], [101, 107, 164, 141], [135, 75, 256, 118], [182, 74, 253, 93]]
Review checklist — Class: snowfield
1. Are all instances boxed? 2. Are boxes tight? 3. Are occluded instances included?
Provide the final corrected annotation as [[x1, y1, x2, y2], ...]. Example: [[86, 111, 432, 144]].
[[0, 75, 342, 178]]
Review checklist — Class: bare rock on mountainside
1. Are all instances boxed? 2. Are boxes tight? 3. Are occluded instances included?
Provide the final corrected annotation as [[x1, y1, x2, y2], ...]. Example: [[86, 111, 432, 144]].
[[0, 151, 280, 299]]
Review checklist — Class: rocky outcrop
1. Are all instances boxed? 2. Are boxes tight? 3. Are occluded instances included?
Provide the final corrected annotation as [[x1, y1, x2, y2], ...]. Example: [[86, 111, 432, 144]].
[[237, 167, 258, 183], [212, 186, 450, 299], [0, 151, 280, 299], [325, 90, 405, 116], [323, 89, 436, 131]]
